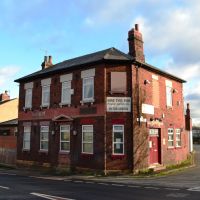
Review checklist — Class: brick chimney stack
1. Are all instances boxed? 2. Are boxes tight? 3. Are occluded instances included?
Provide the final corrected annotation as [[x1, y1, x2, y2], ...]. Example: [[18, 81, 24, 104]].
[[185, 103, 192, 131], [0, 90, 10, 102], [41, 55, 53, 70], [128, 24, 145, 63]]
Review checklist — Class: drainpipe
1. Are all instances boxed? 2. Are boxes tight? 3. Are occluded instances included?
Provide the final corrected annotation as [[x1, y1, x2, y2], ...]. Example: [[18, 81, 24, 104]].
[[104, 67, 107, 175]]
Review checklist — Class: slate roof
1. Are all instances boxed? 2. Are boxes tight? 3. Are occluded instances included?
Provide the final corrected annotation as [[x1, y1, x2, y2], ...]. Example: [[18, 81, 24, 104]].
[[0, 118, 18, 126], [15, 47, 186, 83]]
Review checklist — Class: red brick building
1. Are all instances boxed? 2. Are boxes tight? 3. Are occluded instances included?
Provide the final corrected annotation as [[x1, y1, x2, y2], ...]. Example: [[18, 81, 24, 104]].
[[15, 24, 190, 173]]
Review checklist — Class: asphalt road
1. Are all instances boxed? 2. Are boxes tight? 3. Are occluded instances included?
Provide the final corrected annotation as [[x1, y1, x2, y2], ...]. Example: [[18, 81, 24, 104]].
[[0, 145, 200, 199], [0, 172, 200, 200]]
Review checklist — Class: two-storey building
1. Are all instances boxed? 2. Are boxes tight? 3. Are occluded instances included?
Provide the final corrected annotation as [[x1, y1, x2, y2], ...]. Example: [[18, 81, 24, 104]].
[[15, 24, 190, 173]]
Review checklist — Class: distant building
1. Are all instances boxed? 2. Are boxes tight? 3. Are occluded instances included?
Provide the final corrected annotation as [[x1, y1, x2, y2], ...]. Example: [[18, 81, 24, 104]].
[[0, 91, 18, 165], [192, 126, 200, 144], [15, 24, 190, 173]]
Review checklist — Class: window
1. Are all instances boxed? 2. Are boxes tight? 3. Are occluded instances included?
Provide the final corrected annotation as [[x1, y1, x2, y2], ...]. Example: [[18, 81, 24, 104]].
[[113, 125, 124, 155], [176, 129, 181, 147], [83, 77, 94, 101], [40, 126, 49, 151], [24, 82, 33, 109], [25, 88, 32, 108], [82, 125, 93, 154], [81, 68, 95, 102], [60, 73, 72, 105], [152, 75, 159, 107], [111, 72, 126, 93], [166, 80, 172, 107], [42, 85, 50, 106], [60, 125, 70, 152], [41, 78, 51, 107], [61, 81, 71, 104], [168, 128, 174, 147], [166, 86, 172, 107], [23, 126, 31, 150]]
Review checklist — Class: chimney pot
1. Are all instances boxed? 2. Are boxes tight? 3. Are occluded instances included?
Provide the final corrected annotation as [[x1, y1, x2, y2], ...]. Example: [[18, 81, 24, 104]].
[[49, 56, 52, 65], [135, 24, 139, 31]]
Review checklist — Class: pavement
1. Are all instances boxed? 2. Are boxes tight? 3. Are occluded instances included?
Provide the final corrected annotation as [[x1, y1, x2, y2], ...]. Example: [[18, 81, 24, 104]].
[[1, 145, 200, 190]]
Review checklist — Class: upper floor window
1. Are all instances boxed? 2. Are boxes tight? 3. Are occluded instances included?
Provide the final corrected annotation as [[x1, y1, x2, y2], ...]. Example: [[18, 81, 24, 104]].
[[83, 77, 94, 101], [176, 129, 181, 147], [23, 126, 31, 150], [41, 78, 51, 107], [111, 72, 127, 93], [82, 125, 93, 154], [60, 125, 70, 152], [166, 80, 172, 107], [24, 82, 33, 109], [40, 126, 49, 151], [168, 128, 174, 147], [113, 125, 124, 155], [60, 73, 73, 105], [81, 69, 95, 102], [152, 75, 159, 107]]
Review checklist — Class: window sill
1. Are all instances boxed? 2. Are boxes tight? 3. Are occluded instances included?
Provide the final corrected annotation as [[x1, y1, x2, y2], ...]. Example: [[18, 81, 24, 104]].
[[166, 106, 173, 110], [40, 105, 50, 109], [80, 99, 95, 105], [39, 150, 48, 153], [59, 151, 70, 154], [175, 146, 182, 149], [81, 153, 94, 157], [22, 149, 30, 152], [59, 103, 71, 107], [109, 91, 128, 95], [167, 147, 174, 150], [111, 154, 125, 159], [23, 107, 32, 111]]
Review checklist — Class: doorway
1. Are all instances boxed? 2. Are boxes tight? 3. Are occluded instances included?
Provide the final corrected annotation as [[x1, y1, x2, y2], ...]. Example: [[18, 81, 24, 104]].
[[149, 129, 161, 165]]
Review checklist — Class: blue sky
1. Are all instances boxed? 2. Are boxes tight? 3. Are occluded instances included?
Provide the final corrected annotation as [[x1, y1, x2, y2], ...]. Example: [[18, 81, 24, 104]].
[[1, 0, 200, 124]]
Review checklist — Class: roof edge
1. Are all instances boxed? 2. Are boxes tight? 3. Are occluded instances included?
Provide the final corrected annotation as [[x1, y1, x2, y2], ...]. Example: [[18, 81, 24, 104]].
[[134, 60, 186, 83]]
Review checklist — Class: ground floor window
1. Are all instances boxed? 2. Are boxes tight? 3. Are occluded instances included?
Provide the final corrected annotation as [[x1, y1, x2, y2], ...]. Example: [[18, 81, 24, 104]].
[[40, 126, 49, 151], [176, 129, 181, 147], [23, 126, 31, 150], [113, 125, 124, 155], [60, 125, 70, 152], [168, 128, 174, 147], [82, 125, 93, 154]]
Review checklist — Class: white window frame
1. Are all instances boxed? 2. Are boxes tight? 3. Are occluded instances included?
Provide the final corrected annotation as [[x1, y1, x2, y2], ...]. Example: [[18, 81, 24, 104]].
[[60, 125, 70, 152], [168, 128, 174, 148], [82, 77, 94, 102], [176, 129, 181, 147], [166, 86, 172, 107], [25, 88, 32, 109], [42, 85, 50, 107], [82, 125, 93, 154], [23, 126, 31, 150], [112, 125, 124, 155], [61, 81, 71, 104], [40, 126, 49, 151]]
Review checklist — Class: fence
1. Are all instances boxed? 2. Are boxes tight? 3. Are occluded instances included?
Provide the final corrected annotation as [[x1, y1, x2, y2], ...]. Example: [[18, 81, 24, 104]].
[[0, 136, 17, 165]]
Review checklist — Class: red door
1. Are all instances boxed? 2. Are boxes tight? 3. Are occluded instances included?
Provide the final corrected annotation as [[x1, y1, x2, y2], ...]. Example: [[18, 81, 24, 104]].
[[149, 129, 160, 164]]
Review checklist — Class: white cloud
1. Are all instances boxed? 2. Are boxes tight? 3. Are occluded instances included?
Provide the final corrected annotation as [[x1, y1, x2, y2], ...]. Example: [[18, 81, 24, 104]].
[[83, 0, 139, 26], [0, 65, 20, 86]]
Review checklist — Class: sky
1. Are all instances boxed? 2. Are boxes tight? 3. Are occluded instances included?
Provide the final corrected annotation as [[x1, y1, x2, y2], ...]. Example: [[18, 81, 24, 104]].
[[0, 0, 200, 124]]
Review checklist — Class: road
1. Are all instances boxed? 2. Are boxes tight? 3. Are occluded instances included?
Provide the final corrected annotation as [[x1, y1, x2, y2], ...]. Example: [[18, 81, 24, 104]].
[[0, 172, 200, 200], [0, 145, 200, 199]]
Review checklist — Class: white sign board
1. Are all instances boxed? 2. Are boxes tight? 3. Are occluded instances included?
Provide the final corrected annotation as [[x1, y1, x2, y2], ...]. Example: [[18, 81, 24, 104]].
[[142, 104, 154, 115], [107, 97, 131, 112]]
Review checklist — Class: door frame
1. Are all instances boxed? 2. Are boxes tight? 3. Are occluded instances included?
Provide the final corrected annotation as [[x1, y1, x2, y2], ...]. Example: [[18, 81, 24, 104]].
[[149, 128, 161, 165]]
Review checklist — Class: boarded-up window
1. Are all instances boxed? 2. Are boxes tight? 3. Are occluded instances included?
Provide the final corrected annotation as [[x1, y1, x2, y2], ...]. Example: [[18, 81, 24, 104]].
[[152, 75, 159, 107], [111, 72, 127, 93]]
